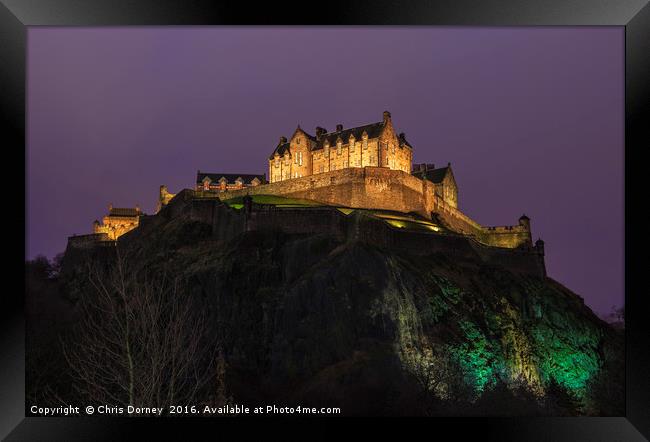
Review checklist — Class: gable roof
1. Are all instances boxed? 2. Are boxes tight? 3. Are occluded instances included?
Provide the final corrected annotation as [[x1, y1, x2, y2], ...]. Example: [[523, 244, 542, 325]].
[[270, 119, 406, 159], [412, 166, 451, 184], [399, 133, 413, 148], [109, 207, 140, 217], [269, 141, 291, 160], [196, 172, 265, 185], [313, 121, 385, 149]]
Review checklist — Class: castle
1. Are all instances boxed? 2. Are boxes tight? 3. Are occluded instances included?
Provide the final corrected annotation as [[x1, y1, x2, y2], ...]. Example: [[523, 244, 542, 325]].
[[68, 111, 543, 260], [92, 204, 143, 240], [268, 111, 413, 184]]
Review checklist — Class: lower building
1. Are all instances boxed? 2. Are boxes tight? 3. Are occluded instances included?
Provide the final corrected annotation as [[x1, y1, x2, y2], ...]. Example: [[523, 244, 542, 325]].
[[93, 204, 143, 240], [196, 171, 266, 192]]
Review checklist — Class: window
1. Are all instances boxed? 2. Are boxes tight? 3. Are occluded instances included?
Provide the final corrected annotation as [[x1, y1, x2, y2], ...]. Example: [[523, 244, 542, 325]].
[[299, 151, 303, 166], [332, 164, 336, 171], [319, 165, 324, 173], [363, 139, 368, 150], [337, 141, 342, 155], [350, 140, 355, 152], [356, 159, 361, 167]]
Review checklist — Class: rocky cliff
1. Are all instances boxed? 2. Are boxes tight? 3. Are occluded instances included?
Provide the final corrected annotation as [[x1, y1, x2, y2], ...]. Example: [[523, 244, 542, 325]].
[[52, 200, 623, 416]]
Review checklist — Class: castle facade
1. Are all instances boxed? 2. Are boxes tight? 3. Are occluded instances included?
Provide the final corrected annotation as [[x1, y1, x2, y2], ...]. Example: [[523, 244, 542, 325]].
[[92, 204, 143, 240], [269, 111, 412, 184]]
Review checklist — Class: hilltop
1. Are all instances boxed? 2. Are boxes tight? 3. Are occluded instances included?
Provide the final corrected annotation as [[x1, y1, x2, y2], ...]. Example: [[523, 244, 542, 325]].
[[28, 193, 623, 416]]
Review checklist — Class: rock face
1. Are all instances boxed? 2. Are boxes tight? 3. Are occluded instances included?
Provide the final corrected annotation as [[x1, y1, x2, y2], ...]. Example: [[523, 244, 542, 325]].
[[58, 204, 623, 416]]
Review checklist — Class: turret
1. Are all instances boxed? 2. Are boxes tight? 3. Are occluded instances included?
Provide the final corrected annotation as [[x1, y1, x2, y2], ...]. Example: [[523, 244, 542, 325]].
[[518, 214, 533, 247], [535, 238, 545, 256], [383, 110, 391, 123]]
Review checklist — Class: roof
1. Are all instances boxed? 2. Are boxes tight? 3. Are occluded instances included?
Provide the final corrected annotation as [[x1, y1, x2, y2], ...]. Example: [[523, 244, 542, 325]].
[[109, 207, 140, 217], [313, 121, 385, 149], [269, 119, 409, 159], [399, 133, 413, 148], [269, 141, 291, 160], [412, 166, 450, 184], [196, 172, 265, 184]]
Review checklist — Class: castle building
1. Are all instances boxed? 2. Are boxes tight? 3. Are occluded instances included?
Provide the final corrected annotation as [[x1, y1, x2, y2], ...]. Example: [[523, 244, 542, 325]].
[[73, 110, 538, 253], [411, 163, 458, 209], [93, 204, 143, 240], [269, 111, 412, 183], [196, 171, 266, 192]]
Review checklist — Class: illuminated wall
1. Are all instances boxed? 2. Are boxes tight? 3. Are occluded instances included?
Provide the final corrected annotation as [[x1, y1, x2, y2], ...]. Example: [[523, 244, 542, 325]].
[[93, 206, 141, 240]]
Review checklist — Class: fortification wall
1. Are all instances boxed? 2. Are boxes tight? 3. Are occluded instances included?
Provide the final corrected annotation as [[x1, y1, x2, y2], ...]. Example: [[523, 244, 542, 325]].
[[67, 233, 111, 248], [210, 167, 531, 249], [231, 204, 545, 277]]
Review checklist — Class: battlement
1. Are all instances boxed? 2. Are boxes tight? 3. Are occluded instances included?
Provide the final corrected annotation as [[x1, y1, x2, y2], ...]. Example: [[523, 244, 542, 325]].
[[180, 196, 547, 278], [201, 166, 532, 249], [67, 233, 113, 248]]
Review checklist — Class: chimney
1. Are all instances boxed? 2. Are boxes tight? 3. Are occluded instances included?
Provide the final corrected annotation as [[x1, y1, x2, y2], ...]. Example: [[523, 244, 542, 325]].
[[383, 110, 391, 122], [315, 127, 327, 139], [279, 136, 287, 144], [336, 124, 343, 132], [108, 203, 113, 211]]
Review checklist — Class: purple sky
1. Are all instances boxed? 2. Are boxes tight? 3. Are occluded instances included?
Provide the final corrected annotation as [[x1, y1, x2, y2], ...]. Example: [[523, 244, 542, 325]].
[[27, 27, 623, 315]]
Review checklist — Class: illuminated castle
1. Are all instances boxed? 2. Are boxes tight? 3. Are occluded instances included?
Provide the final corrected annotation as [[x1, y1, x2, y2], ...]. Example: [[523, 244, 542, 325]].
[[92, 204, 142, 240], [267, 111, 413, 184], [72, 111, 539, 253]]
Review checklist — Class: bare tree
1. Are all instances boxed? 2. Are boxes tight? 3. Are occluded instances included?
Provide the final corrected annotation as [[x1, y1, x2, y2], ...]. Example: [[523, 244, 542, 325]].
[[408, 348, 474, 415], [63, 248, 228, 412]]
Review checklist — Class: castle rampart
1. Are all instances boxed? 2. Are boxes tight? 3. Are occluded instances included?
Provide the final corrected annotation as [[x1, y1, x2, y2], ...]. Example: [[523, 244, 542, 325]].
[[204, 166, 531, 249], [67, 232, 111, 248], [66, 185, 545, 278], [199, 198, 546, 277]]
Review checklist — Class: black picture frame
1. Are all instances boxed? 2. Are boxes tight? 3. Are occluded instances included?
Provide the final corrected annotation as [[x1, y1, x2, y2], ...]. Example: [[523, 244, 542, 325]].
[[4, 1, 648, 440]]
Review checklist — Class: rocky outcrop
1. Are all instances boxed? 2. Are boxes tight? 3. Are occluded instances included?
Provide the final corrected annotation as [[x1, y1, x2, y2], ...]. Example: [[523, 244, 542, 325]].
[[58, 202, 623, 416]]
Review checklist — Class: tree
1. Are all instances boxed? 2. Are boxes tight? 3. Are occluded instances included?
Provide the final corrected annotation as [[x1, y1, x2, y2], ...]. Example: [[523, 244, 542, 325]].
[[409, 348, 474, 415], [63, 248, 228, 412]]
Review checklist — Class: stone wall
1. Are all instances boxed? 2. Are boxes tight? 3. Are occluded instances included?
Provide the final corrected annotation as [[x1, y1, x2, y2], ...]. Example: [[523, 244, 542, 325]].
[[67, 233, 111, 248], [225, 203, 545, 277], [65, 189, 545, 278], [211, 166, 532, 249]]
